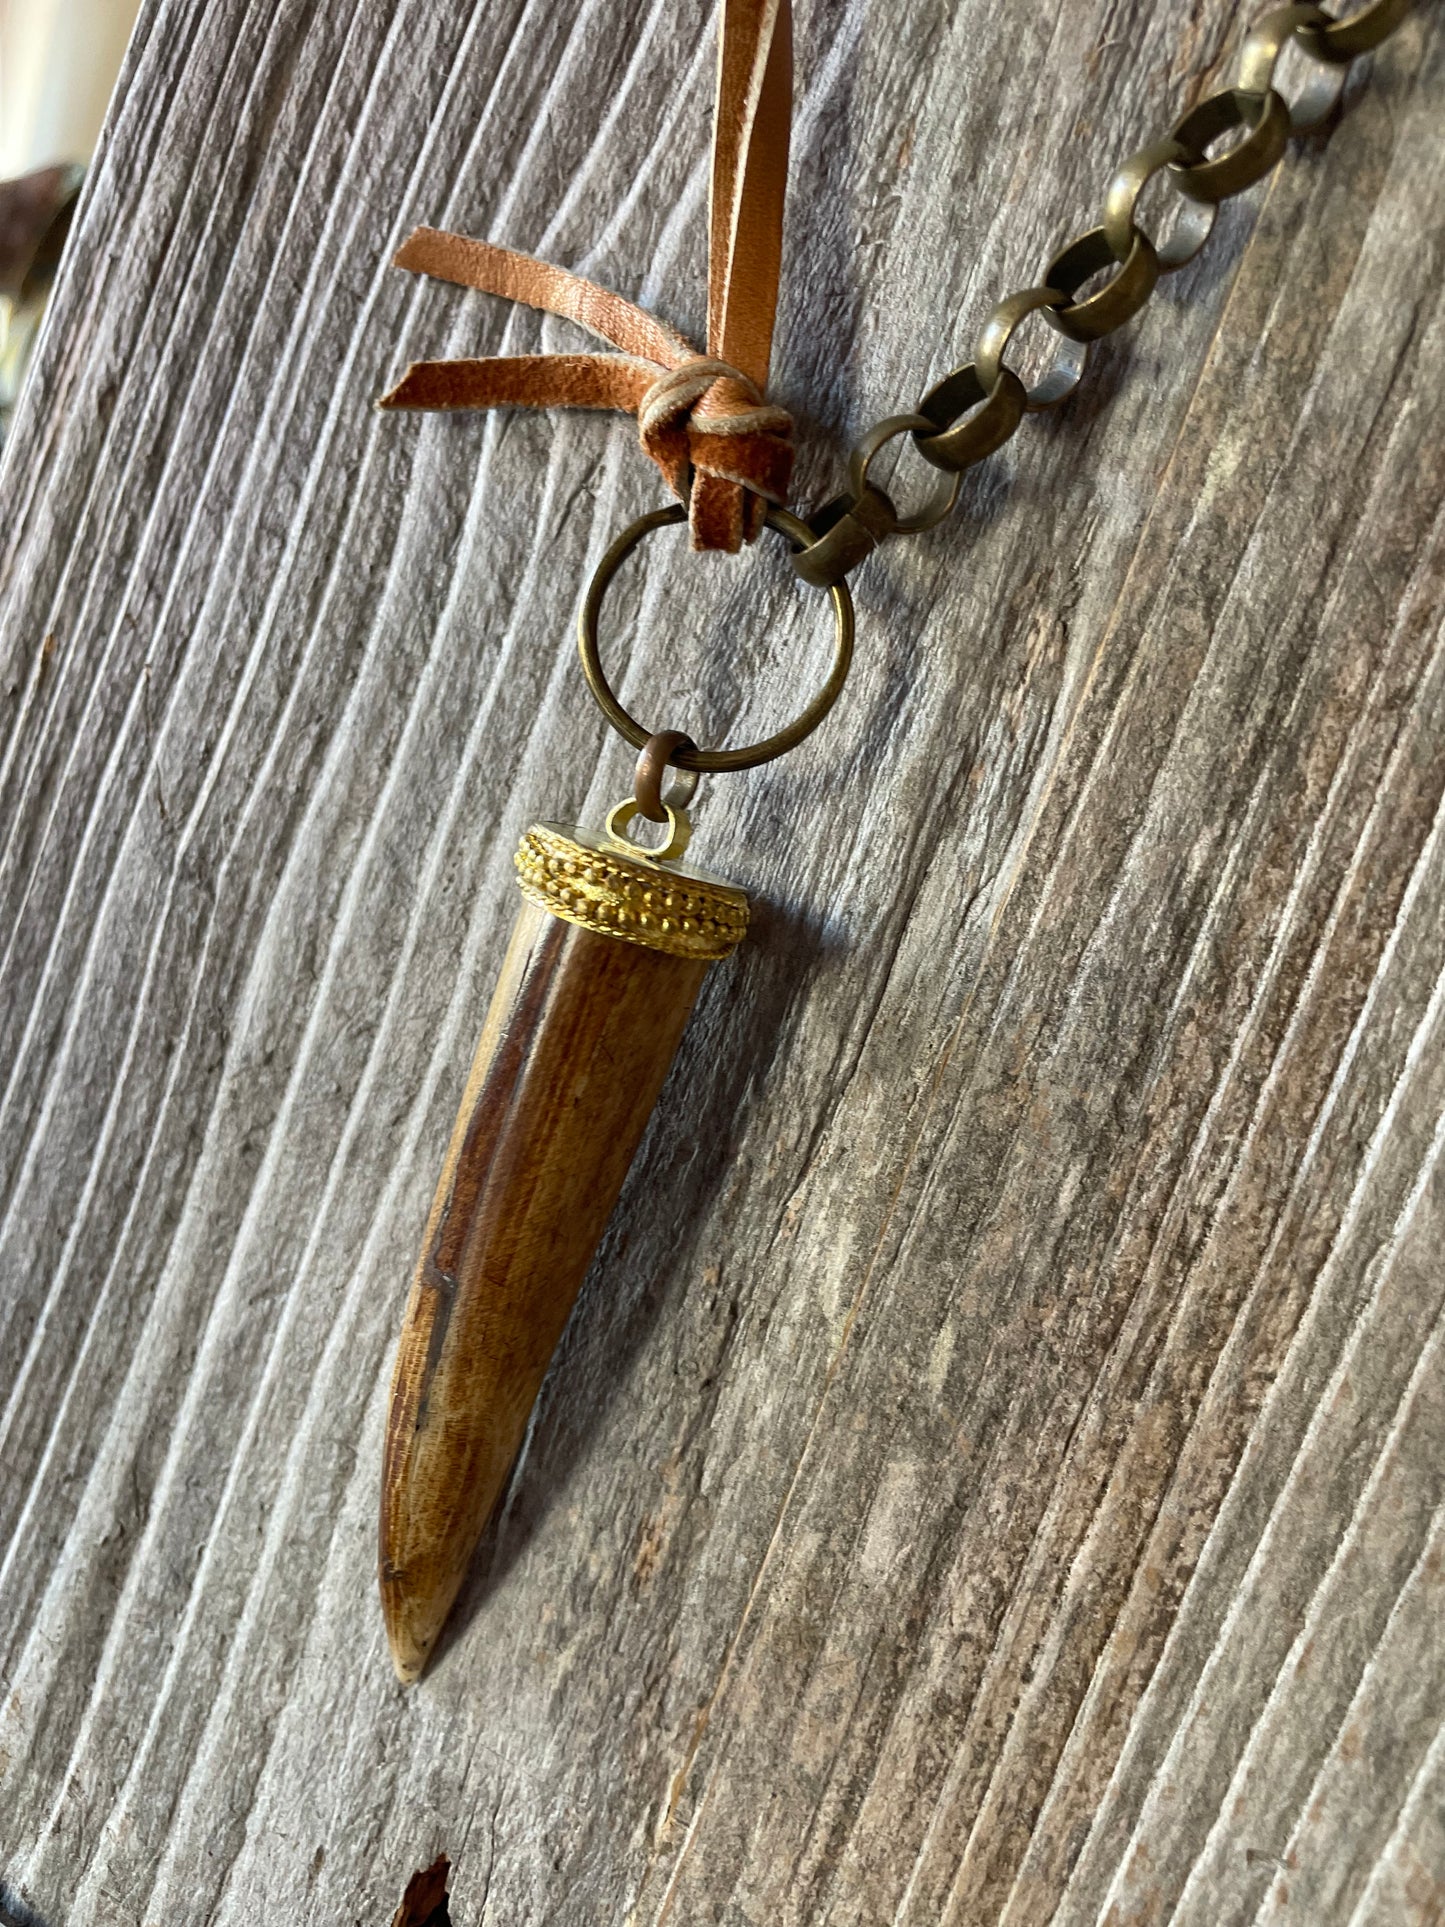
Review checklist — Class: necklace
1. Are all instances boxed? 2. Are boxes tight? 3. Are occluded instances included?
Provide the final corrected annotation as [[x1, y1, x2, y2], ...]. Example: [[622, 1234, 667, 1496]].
[[372, 0, 1414, 1682]]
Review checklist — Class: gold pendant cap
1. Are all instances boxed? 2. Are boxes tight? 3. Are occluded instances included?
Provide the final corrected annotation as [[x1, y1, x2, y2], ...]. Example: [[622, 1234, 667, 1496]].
[[514, 822, 749, 962]]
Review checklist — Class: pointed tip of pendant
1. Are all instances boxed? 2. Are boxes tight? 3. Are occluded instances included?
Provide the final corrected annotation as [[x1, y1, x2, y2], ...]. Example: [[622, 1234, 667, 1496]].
[[389, 1643, 428, 1687], [384, 1603, 439, 1685], [380, 1561, 446, 1684]]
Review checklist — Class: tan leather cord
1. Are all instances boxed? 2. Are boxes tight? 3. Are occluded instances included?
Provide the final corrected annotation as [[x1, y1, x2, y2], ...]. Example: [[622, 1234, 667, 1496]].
[[378, 0, 793, 552]]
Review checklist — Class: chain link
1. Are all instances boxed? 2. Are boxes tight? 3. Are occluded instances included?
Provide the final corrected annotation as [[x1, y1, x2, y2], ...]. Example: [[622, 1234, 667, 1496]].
[[797, 0, 1416, 587]]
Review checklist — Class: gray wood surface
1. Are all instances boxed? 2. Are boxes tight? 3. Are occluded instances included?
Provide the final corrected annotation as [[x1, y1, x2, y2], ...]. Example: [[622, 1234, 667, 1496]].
[[2, 1, 1443, 1921]]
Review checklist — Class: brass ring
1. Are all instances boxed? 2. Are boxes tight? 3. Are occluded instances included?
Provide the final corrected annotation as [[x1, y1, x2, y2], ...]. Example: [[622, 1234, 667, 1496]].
[[1238, 4, 1344, 131], [1104, 137, 1217, 272], [578, 503, 855, 773], [790, 488, 897, 588], [912, 362, 1028, 473], [1168, 88, 1291, 205], [634, 730, 699, 821], [848, 414, 961, 532], [1297, 0, 1412, 62], [975, 287, 1091, 412], [1041, 226, 1161, 343]]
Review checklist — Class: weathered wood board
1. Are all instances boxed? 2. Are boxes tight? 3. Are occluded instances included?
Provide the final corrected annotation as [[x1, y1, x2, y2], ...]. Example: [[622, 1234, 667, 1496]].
[[2, 0, 1443, 1921]]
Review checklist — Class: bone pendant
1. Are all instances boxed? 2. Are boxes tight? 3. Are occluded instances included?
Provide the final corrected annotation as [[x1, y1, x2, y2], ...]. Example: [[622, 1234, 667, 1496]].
[[379, 823, 748, 1681]]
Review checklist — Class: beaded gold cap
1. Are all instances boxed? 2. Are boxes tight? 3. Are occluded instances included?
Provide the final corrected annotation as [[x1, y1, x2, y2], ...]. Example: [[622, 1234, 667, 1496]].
[[514, 823, 749, 962]]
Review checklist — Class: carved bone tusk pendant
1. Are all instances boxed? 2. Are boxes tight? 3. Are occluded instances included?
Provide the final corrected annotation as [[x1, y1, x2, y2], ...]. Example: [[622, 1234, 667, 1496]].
[[379, 819, 748, 1682]]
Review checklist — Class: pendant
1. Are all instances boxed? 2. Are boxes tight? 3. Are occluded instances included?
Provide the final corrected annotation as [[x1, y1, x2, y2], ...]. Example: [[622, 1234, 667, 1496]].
[[379, 812, 747, 1681], [376, 500, 851, 1681]]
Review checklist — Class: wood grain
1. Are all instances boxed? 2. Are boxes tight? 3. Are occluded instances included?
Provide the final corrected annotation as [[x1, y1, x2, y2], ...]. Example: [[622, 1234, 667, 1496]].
[[1, 0, 1443, 1921]]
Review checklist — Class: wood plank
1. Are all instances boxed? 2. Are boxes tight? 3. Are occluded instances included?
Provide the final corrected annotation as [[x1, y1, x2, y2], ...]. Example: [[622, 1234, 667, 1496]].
[[1, 0, 1442, 1921]]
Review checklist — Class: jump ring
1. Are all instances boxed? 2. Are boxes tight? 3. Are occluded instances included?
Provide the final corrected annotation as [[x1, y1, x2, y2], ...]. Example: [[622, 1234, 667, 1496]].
[[912, 362, 1028, 473], [848, 414, 961, 531], [634, 731, 699, 821], [975, 287, 1091, 411], [1040, 226, 1161, 343], [791, 488, 897, 587], [1296, 0, 1412, 63], [1104, 137, 1217, 272], [578, 503, 855, 773], [1168, 87, 1291, 204], [1238, 4, 1345, 130]]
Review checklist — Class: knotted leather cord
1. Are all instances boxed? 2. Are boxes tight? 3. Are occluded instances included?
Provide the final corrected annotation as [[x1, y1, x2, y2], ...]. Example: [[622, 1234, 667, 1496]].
[[378, 0, 793, 552]]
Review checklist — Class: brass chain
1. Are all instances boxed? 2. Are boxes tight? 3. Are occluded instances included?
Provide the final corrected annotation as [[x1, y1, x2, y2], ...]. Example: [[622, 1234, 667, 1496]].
[[792, 0, 1416, 589], [578, 0, 1417, 793]]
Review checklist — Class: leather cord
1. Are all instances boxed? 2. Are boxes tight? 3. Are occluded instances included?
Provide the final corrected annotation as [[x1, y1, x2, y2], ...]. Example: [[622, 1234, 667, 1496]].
[[378, 0, 793, 552]]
